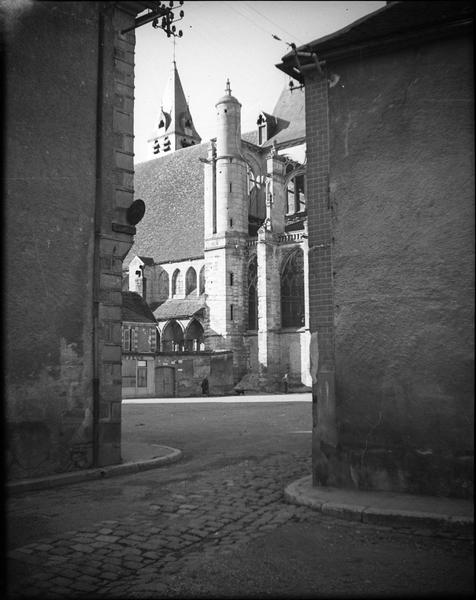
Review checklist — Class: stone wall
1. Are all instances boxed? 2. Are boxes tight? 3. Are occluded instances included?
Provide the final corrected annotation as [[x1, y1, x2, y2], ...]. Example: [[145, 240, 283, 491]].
[[5, 1, 140, 479], [156, 351, 234, 397], [305, 34, 474, 497]]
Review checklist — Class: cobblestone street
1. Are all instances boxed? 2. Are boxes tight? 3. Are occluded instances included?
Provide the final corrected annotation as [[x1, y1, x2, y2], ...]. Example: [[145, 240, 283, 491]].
[[7, 401, 474, 598], [8, 451, 313, 598]]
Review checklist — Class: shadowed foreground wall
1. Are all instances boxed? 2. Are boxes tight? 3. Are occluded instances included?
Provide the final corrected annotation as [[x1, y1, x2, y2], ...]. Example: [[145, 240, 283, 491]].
[[5, 1, 142, 479], [304, 30, 473, 497]]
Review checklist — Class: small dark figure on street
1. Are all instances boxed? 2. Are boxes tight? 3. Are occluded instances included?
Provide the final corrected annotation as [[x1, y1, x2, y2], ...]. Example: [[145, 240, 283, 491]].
[[201, 377, 209, 396], [282, 372, 288, 394]]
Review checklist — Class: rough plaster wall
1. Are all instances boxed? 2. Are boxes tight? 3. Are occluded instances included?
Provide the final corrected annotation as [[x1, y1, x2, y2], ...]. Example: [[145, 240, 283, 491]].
[[6, 2, 99, 478], [329, 37, 474, 494]]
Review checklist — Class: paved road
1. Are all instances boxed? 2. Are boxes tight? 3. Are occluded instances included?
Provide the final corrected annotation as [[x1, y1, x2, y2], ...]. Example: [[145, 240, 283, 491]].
[[6, 399, 474, 598]]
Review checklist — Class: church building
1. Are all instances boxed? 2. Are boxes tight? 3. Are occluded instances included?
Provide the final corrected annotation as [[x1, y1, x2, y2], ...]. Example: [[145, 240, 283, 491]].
[[125, 61, 311, 395]]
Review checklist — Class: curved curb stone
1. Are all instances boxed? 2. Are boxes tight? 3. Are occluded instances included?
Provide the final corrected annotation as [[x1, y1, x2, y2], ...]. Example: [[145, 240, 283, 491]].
[[284, 475, 473, 539], [7, 446, 183, 495]]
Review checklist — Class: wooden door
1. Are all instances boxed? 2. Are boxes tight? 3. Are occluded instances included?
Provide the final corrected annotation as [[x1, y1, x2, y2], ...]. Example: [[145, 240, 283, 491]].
[[155, 366, 175, 398]]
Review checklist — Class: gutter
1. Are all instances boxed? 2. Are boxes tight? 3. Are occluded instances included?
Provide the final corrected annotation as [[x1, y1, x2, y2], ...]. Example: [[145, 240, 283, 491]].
[[277, 16, 473, 81]]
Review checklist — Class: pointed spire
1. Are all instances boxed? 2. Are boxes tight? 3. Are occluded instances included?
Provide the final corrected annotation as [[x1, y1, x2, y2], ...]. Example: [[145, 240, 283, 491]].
[[147, 59, 201, 158], [225, 79, 231, 95]]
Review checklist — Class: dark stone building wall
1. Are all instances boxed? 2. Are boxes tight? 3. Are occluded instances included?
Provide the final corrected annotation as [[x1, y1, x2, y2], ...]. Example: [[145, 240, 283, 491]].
[[6, 1, 141, 479], [6, 2, 101, 478], [306, 34, 474, 497]]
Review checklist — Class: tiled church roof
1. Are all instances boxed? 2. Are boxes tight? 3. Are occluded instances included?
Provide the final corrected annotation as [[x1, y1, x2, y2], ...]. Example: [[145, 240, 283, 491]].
[[127, 142, 208, 267], [154, 296, 206, 321], [122, 291, 157, 323], [241, 86, 305, 148]]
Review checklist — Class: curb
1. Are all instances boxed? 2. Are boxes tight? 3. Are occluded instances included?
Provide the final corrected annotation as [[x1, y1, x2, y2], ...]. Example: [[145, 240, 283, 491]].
[[284, 475, 474, 539], [7, 446, 183, 496]]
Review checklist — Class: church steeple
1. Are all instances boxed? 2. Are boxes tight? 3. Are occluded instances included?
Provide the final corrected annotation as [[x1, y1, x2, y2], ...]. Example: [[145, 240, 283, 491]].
[[148, 61, 201, 158]]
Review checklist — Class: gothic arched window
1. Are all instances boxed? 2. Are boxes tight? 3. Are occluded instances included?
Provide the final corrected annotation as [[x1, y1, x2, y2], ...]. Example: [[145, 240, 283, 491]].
[[156, 269, 169, 302], [248, 255, 258, 331], [172, 269, 183, 297], [248, 167, 265, 220], [162, 320, 184, 352], [286, 164, 306, 215], [185, 267, 197, 296], [184, 319, 204, 352], [281, 249, 305, 328], [199, 266, 205, 294]]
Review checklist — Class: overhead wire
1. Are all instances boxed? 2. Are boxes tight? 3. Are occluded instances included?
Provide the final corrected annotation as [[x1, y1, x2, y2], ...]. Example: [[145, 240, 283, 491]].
[[241, 1, 306, 46], [222, 1, 285, 40], [220, 1, 302, 94]]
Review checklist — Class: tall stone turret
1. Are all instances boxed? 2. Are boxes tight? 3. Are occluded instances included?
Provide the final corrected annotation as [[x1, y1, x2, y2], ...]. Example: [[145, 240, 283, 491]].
[[213, 79, 247, 235], [203, 80, 248, 381], [147, 61, 201, 159]]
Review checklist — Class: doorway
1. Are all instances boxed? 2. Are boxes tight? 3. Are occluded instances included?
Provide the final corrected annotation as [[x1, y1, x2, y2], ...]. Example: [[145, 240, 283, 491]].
[[155, 366, 175, 398]]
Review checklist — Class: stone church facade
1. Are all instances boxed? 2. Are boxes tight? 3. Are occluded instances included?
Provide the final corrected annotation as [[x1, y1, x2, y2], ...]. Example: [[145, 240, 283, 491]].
[[126, 63, 312, 394]]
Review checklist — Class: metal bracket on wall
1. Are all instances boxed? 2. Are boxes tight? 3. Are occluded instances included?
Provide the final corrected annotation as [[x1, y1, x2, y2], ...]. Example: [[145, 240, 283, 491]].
[[121, 1, 185, 36], [112, 222, 136, 235]]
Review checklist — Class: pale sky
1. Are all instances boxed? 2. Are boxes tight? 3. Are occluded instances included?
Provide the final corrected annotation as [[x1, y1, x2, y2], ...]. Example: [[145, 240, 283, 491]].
[[134, 1, 385, 164]]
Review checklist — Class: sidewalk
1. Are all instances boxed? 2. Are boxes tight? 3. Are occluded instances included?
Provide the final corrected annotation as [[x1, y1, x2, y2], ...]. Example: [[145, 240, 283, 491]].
[[7, 441, 182, 495], [285, 475, 474, 539]]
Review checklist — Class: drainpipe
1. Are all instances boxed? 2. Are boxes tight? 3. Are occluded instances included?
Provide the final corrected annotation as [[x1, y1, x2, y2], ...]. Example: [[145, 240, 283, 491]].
[[92, 5, 105, 467]]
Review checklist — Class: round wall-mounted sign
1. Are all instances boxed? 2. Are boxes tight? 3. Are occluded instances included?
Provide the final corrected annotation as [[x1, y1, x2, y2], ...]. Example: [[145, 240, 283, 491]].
[[126, 199, 146, 226]]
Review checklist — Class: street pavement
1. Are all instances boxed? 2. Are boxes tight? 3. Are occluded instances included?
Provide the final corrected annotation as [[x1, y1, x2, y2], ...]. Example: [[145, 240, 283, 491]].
[[5, 394, 474, 598]]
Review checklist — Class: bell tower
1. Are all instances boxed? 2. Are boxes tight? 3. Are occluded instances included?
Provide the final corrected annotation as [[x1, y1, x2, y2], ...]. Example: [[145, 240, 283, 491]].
[[148, 61, 201, 159], [203, 80, 248, 380]]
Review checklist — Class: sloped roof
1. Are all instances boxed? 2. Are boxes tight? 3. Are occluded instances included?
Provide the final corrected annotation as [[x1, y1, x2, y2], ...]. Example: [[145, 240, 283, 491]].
[[277, 1, 473, 80], [243, 86, 306, 149], [242, 130, 259, 145], [122, 291, 157, 323], [154, 296, 206, 321], [126, 142, 208, 267], [263, 85, 306, 147], [138, 256, 155, 266], [151, 61, 201, 145]]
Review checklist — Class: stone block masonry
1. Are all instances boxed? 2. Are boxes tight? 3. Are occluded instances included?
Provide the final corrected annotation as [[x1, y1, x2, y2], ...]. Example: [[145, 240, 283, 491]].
[[92, 4, 140, 467]]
